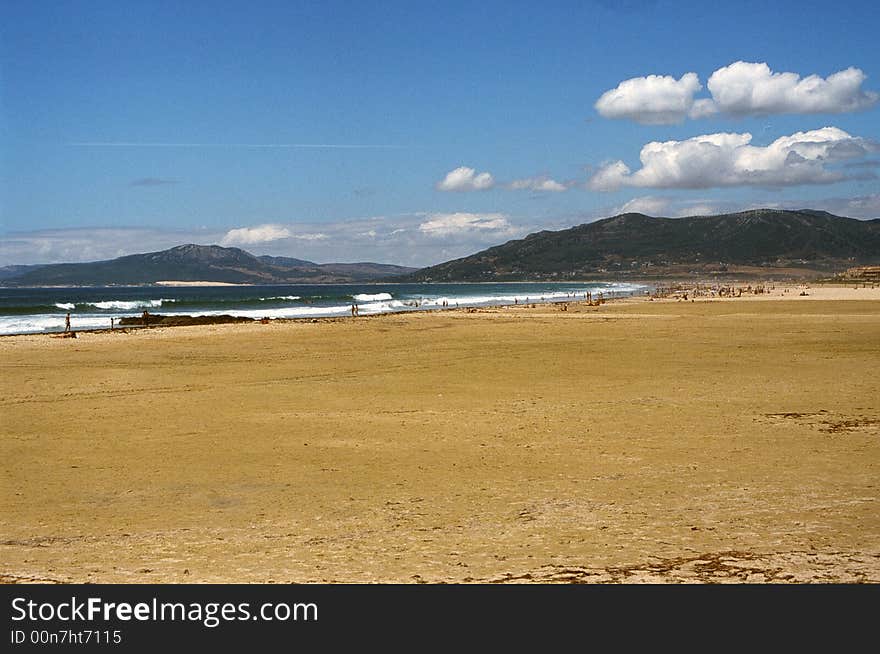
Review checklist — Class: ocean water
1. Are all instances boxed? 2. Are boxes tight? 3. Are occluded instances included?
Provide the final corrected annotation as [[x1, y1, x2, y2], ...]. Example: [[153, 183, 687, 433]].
[[0, 282, 649, 335]]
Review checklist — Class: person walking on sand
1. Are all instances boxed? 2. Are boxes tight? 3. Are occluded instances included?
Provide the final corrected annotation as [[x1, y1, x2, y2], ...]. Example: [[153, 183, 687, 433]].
[[64, 313, 71, 333]]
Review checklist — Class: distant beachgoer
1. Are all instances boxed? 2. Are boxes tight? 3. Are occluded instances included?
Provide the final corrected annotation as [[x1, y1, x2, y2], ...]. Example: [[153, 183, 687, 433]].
[[142, 310, 149, 327], [64, 313, 71, 333], [351, 304, 356, 317], [110, 317, 115, 330]]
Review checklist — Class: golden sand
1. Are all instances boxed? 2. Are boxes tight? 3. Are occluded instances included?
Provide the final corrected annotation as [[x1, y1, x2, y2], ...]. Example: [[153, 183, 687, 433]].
[[154, 281, 245, 287], [2, 289, 879, 583]]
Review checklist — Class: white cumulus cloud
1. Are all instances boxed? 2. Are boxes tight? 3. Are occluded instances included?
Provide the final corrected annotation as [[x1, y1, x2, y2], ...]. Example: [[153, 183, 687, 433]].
[[614, 196, 674, 215], [435, 166, 495, 192], [595, 62, 878, 122], [221, 224, 292, 245], [701, 61, 879, 117], [418, 212, 511, 236], [589, 127, 875, 191], [508, 176, 568, 192], [594, 72, 702, 124]]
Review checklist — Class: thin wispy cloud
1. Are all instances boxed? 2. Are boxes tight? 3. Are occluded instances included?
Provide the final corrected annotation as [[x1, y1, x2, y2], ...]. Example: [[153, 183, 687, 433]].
[[508, 176, 569, 192], [130, 177, 178, 186], [69, 142, 407, 149], [418, 212, 513, 236]]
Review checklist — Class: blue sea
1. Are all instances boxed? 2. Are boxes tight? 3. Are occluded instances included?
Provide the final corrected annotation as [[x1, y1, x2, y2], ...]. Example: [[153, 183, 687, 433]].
[[0, 282, 649, 335]]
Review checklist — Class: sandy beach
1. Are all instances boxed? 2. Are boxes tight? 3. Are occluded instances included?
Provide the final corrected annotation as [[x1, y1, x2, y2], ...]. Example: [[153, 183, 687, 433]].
[[155, 281, 247, 287], [2, 285, 879, 583]]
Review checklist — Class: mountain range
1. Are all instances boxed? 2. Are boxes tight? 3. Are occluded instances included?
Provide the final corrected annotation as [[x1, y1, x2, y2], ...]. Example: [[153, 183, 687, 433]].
[[0, 244, 416, 286], [397, 209, 880, 282], [2, 209, 878, 286]]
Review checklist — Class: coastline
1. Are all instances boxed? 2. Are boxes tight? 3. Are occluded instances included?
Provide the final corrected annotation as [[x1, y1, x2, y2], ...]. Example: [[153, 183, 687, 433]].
[[154, 280, 247, 287], [2, 281, 878, 342], [2, 287, 878, 583], [0, 281, 649, 338]]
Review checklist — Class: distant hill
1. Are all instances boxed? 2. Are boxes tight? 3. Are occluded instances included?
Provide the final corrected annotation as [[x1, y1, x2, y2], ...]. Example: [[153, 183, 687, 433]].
[[256, 255, 317, 268], [399, 209, 880, 282], [0, 264, 44, 280], [2, 244, 416, 286]]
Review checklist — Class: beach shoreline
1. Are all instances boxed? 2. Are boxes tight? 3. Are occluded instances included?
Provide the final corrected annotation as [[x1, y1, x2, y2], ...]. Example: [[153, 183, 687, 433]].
[[2, 287, 878, 583], [0, 280, 648, 338], [154, 280, 248, 287], [2, 281, 878, 342]]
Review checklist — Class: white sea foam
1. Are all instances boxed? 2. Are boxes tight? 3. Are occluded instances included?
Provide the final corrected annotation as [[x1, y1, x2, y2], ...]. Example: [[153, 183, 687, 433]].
[[88, 299, 170, 310], [0, 314, 120, 335], [188, 305, 353, 319], [54, 303, 75, 310], [259, 295, 301, 301], [353, 300, 408, 314], [0, 305, 350, 334], [406, 285, 647, 309], [353, 292, 392, 302], [420, 291, 564, 306]]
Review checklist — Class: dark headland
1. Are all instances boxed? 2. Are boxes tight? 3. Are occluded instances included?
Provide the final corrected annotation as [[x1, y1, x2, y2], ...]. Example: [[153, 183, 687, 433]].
[[397, 209, 880, 282]]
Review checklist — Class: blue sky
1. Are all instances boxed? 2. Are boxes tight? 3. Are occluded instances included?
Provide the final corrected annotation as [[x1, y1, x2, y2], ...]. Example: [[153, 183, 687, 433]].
[[2, 0, 878, 266]]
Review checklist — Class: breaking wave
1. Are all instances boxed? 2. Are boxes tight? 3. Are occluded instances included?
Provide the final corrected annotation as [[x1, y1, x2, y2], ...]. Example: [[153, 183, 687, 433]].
[[87, 299, 173, 310], [352, 293, 392, 302]]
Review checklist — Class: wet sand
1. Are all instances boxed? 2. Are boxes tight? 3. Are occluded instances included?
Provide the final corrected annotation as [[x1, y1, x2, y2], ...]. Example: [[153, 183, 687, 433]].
[[2, 289, 879, 583]]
